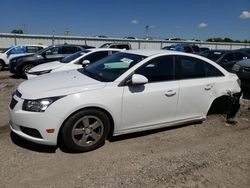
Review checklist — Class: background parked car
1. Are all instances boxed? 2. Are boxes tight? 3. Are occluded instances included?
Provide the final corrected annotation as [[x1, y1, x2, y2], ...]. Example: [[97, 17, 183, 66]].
[[0, 45, 46, 71], [162, 44, 200, 53], [99, 43, 131, 50], [199, 47, 210, 52], [237, 48, 250, 55], [199, 50, 250, 71], [232, 59, 250, 90], [27, 48, 122, 79], [9, 44, 94, 77]]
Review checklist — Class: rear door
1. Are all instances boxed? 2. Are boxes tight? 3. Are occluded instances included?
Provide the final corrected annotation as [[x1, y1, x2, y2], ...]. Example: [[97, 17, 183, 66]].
[[175, 55, 223, 120]]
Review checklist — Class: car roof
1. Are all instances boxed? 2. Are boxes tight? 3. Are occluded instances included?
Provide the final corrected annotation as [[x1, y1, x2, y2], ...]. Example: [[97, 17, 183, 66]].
[[88, 48, 122, 52], [123, 49, 186, 57], [14, 44, 47, 47], [204, 49, 230, 53]]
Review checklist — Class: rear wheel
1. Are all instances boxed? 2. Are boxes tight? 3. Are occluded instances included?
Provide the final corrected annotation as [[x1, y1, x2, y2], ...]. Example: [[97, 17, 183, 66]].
[[22, 64, 34, 78], [0, 60, 5, 71], [61, 109, 110, 152]]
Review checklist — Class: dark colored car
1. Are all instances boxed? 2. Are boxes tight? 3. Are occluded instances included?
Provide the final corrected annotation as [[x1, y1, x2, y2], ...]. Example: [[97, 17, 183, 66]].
[[162, 44, 200, 53], [237, 48, 250, 55], [232, 59, 250, 90], [9, 44, 94, 77], [199, 47, 210, 52], [199, 50, 250, 72], [99, 43, 131, 50]]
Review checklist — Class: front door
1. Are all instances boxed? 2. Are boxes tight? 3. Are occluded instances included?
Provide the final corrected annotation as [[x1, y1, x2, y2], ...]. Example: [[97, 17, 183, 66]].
[[121, 55, 179, 131]]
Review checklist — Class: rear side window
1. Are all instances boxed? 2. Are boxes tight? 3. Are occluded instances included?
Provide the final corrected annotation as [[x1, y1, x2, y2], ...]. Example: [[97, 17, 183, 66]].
[[62, 46, 79, 54], [177, 56, 206, 79], [205, 63, 224, 77], [135, 56, 174, 82], [26, 46, 43, 53], [176, 56, 224, 79]]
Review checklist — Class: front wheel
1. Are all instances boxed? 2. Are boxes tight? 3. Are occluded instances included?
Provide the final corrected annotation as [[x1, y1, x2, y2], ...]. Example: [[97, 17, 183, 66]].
[[22, 64, 34, 78], [61, 109, 110, 152]]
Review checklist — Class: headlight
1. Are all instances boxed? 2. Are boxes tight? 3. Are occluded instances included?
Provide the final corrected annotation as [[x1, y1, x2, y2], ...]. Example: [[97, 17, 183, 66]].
[[28, 69, 52, 75], [22, 96, 65, 112], [232, 64, 241, 72]]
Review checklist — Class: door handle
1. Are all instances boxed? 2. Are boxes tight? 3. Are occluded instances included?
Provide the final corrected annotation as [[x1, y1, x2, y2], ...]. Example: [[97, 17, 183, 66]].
[[204, 84, 212, 91], [165, 90, 176, 97]]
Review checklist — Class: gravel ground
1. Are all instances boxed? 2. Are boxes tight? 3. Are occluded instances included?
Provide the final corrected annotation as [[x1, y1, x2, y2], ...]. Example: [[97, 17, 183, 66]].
[[0, 71, 250, 188]]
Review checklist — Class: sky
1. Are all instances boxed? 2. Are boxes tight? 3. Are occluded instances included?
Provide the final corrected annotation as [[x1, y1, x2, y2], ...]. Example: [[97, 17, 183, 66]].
[[0, 0, 250, 40]]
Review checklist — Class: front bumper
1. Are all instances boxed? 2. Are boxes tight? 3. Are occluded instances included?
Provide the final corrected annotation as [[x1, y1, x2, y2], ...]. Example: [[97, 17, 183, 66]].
[[8, 95, 63, 146]]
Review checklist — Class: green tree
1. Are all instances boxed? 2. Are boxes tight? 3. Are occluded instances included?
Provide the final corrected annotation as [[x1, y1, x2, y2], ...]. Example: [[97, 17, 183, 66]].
[[11, 29, 24, 34]]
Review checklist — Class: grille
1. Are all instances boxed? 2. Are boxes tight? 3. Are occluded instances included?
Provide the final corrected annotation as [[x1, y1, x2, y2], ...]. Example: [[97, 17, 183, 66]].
[[20, 126, 43, 139], [9, 98, 18, 110]]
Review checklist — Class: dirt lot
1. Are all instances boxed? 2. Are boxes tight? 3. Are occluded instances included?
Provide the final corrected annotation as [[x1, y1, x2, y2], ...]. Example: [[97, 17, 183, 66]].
[[0, 71, 250, 188]]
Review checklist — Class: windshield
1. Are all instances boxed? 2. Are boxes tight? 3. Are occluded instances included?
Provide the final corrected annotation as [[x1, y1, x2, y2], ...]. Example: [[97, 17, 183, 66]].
[[200, 51, 226, 61], [80, 52, 146, 82], [60, 50, 89, 63]]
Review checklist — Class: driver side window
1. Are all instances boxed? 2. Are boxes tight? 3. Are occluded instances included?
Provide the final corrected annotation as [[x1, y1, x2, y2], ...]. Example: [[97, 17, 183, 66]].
[[45, 47, 61, 55], [135, 56, 175, 82]]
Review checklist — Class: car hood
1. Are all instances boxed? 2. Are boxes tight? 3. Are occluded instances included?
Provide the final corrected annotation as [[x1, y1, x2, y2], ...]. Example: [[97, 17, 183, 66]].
[[29, 61, 63, 72], [18, 69, 106, 99], [236, 59, 250, 67]]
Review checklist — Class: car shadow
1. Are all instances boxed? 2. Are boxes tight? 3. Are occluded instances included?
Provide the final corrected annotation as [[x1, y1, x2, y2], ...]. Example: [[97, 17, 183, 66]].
[[10, 131, 58, 153], [242, 90, 250, 100], [9, 121, 202, 153], [109, 121, 201, 142], [10, 75, 23, 79]]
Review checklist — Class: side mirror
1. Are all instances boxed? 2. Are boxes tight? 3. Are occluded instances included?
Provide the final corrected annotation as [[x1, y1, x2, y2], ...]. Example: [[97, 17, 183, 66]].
[[131, 74, 148, 85], [82, 60, 90, 67]]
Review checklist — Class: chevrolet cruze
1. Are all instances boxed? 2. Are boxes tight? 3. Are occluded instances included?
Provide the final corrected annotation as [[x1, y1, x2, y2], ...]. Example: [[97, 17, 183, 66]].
[[9, 50, 241, 152]]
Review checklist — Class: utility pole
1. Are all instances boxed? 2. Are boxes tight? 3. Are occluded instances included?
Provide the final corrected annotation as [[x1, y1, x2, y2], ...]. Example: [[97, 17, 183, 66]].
[[52, 30, 55, 45], [145, 25, 149, 39], [64, 28, 69, 44]]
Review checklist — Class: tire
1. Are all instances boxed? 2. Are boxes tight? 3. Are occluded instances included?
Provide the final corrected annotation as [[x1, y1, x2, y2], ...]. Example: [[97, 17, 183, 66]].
[[61, 109, 110, 152], [0, 60, 5, 71], [22, 64, 34, 78]]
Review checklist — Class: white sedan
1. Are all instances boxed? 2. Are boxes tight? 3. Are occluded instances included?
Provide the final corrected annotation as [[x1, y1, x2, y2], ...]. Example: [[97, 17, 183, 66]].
[[9, 50, 241, 152], [0, 45, 46, 71], [26, 48, 122, 79]]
